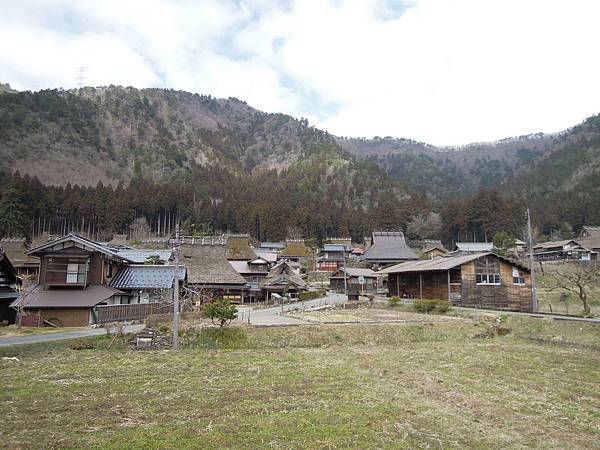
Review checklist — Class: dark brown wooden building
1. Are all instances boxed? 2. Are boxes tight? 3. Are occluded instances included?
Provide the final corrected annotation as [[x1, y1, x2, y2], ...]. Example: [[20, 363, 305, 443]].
[[329, 268, 379, 293], [381, 252, 533, 312], [12, 233, 134, 327]]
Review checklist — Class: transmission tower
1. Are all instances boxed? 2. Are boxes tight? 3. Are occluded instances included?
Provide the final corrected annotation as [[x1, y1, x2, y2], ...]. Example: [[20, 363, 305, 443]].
[[75, 66, 89, 88]]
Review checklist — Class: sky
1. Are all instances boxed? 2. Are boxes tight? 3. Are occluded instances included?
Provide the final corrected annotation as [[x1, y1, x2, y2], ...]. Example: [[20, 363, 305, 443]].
[[1, 0, 599, 146]]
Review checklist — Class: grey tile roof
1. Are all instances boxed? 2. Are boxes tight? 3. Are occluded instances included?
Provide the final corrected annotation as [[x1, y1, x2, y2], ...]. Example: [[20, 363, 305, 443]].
[[261, 260, 307, 289], [27, 233, 134, 263], [363, 231, 418, 262], [110, 265, 186, 289]]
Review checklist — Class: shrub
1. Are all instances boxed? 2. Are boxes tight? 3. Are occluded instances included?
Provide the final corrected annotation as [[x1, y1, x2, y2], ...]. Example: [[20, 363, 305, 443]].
[[68, 339, 96, 350], [299, 290, 326, 301], [202, 299, 237, 327], [414, 299, 452, 314], [388, 296, 401, 307]]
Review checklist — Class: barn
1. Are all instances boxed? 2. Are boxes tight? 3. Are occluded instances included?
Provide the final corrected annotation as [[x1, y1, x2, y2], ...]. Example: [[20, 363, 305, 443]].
[[381, 252, 533, 312]]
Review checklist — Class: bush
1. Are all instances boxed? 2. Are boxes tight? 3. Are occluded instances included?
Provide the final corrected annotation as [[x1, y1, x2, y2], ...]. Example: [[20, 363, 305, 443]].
[[68, 339, 96, 350], [299, 290, 326, 301], [388, 296, 401, 307], [414, 299, 452, 314], [202, 299, 237, 327]]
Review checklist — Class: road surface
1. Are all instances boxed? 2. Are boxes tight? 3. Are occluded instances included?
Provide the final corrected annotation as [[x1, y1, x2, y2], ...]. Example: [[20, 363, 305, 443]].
[[237, 292, 347, 326], [0, 324, 145, 347]]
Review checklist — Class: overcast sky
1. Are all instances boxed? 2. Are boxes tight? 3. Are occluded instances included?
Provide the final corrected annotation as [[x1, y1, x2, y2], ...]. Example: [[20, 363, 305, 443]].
[[1, 0, 599, 145]]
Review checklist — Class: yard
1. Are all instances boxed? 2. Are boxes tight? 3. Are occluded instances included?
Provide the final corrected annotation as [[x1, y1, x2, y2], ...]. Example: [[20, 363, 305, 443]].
[[1, 313, 599, 449]]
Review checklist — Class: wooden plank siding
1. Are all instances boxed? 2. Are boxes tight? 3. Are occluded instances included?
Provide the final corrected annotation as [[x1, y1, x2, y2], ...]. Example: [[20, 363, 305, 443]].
[[387, 259, 532, 312], [459, 261, 532, 312]]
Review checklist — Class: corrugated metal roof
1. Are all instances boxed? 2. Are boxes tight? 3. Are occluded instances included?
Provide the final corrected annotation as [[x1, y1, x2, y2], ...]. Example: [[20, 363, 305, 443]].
[[323, 244, 349, 252], [455, 242, 494, 252], [110, 265, 186, 289], [380, 253, 491, 273], [363, 231, 418, 262], [331, 268, 379, 278], [380, 252, 529, 274], [229, 261, 268, 275], [113, 250, 173, 263], [532, 240, 577, 250], [254, 250, 278, 263], [14, 284, 124, 308]]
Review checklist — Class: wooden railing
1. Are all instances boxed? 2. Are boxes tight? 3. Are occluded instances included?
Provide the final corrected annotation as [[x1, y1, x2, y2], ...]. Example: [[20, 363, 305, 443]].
[[94, 302, 172, 324]]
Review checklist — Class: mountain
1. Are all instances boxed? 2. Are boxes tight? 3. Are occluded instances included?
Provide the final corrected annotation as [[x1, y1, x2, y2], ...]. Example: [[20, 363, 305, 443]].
[[0, 85, 423, 240], [338, 133, 559, 198]]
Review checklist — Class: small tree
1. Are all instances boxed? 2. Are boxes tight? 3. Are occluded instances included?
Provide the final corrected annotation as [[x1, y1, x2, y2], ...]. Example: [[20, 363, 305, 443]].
[[492, 231, 516, 256], [549, 263, 599, 316], [203, 299, 237, 327]]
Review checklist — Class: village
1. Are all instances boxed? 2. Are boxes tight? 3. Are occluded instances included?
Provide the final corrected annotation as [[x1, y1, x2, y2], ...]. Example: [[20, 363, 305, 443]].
[[0, 224, 598, 329]]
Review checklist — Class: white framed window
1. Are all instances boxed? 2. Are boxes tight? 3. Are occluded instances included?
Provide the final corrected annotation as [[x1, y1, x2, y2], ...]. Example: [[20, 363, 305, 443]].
[[475, 257, 501, 285], [512, 267, 526, 285]]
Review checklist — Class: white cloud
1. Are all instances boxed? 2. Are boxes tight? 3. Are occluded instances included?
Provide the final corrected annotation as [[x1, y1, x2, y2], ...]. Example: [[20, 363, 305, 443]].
[[0, 0, 599, 145]]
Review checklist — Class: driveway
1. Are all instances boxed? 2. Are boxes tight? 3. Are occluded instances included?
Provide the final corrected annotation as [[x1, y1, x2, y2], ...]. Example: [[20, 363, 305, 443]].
[[0, 324, 145, 347], [237, 292, 347, 326]]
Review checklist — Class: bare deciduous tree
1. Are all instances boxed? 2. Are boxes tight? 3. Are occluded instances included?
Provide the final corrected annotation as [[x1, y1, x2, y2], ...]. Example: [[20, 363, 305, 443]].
[[549, 263, 599, 316]]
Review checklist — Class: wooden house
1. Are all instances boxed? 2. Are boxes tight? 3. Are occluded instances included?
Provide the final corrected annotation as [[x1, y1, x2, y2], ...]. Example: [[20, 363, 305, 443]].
[[317, 243, 351, 272], [532, 240, 596, 261], [381, 252, 533, 312], [278, 239, 313, 271], [0, 238, 39, 278], [329, 268, 379, 293], [0, 248, 21, 324], [420, 241, 448, 259], [362, 231, 418, 268], [12, 233, 135, 327], [260, 260, 308, 300], [181, 237, 249, 303], [576, 226, 600, 255], [229, 258, 270, 302]]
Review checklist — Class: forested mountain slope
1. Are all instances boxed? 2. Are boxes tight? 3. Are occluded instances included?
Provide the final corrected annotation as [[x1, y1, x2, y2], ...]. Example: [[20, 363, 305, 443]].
[[0, 86, 423, 240]]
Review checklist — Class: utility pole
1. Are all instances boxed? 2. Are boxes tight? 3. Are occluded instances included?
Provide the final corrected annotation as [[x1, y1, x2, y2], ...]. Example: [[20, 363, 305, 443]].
[[526, 208, 538, 312], [172, 223, 180, 350], [343, 256, 348, 296]]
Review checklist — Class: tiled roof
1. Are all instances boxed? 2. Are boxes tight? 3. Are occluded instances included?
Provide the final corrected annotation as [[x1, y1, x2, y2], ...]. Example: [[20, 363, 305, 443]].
[[110, 265, 186, 289]]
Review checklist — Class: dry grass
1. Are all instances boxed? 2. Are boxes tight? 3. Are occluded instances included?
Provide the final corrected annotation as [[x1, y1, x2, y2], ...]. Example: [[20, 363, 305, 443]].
[[1, 316, 599, 449]]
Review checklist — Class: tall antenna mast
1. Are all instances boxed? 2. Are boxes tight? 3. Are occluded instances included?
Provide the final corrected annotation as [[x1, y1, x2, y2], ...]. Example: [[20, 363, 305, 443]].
[[75, 66, 89, 88]]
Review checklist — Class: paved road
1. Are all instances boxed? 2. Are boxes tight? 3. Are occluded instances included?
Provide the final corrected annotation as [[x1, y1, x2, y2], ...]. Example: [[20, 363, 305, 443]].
[[238, 292, 347, 326], [0, 324, 145, 347]]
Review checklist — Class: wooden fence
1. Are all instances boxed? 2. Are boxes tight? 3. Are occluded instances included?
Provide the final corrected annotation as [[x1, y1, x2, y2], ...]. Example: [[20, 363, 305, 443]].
[[94, 302, 172, 324]]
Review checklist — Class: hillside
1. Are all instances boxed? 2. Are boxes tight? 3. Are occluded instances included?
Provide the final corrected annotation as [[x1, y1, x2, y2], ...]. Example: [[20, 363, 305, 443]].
[[338, 133, 561, 198], [0, 85, 422, 240]]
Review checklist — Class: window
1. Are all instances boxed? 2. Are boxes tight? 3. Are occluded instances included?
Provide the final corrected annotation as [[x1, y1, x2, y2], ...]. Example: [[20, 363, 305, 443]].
[[449, 268, 461, 284], [475, 257, 501, 285], [512, 267, 525, 285], [66, 263, 86, 284]]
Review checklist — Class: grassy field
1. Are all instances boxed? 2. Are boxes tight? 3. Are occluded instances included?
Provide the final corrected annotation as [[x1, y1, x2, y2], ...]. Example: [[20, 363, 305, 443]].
[[1, 313, 599, 449]]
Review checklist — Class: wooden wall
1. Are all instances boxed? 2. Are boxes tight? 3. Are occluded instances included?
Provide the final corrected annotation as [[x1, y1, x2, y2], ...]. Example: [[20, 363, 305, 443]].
[[387, 259, 533, 312], [39, 308, 91, 327], [459, 261, 532, 312]]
